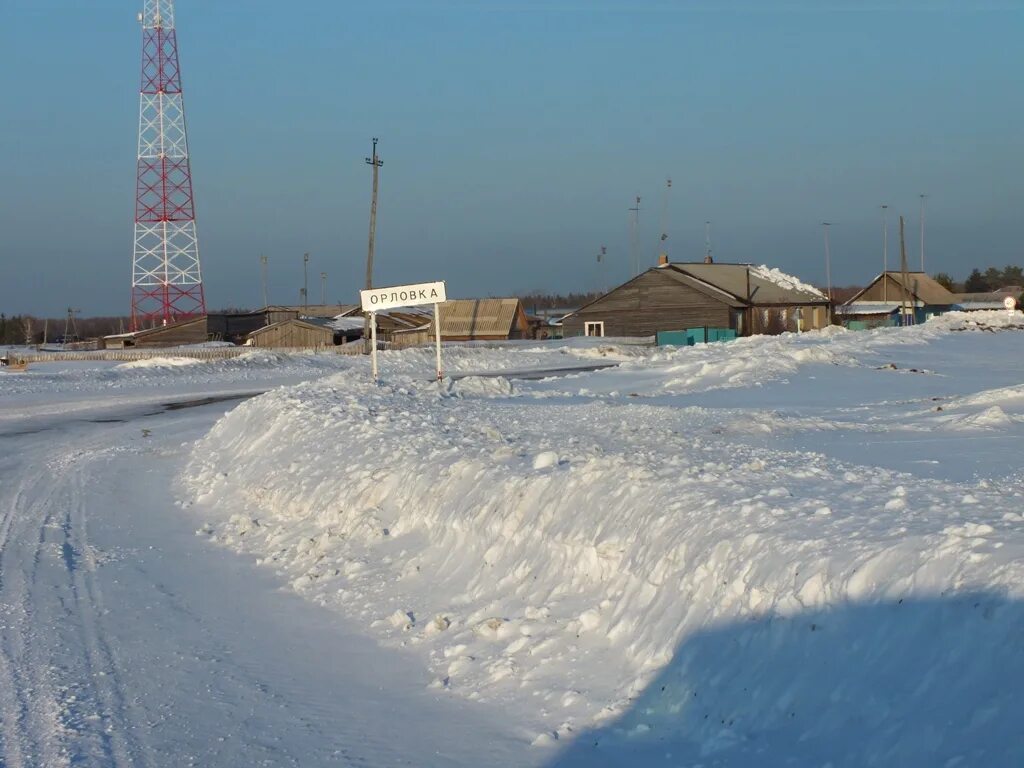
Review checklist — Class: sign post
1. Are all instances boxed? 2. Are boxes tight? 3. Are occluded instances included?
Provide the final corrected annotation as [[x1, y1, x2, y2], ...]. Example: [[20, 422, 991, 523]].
[[360, 280, 447, 382], [370, 311, 378, 382], [433, 301, 443, 381], [1005, 295, 1017, 318]]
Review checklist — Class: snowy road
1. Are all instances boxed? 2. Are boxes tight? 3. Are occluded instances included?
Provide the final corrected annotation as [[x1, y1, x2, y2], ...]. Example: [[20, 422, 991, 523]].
[[0, 400, 526, 767]]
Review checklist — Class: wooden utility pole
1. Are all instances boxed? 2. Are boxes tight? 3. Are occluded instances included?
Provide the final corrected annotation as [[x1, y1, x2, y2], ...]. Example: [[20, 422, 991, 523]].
[[629, 196, 641, 276], [899, 215, 913, 326], [364, 138, 383, 353]]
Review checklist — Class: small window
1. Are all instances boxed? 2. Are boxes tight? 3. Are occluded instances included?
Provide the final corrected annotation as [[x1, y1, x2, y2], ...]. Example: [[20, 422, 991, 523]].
[[584, 321, 605, 337]]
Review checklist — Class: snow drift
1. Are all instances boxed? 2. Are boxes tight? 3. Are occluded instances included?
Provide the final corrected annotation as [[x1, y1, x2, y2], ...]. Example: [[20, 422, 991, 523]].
[[182, 313, 1024, 762]]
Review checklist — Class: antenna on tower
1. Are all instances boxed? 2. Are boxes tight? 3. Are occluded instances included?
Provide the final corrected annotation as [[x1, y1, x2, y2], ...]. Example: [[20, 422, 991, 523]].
[[131, 0, 206, 330], [629, 196, 642, 276]]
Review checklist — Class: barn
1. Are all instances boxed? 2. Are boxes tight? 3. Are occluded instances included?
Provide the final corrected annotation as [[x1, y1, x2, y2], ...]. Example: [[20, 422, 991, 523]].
[[561, 262, 830, 338]]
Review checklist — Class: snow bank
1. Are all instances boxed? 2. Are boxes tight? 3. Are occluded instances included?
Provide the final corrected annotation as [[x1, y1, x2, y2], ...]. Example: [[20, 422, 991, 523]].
[[183, 314, 1024, 759]]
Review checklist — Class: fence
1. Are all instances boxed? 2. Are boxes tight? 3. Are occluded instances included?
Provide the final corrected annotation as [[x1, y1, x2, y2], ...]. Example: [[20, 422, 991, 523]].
[[11, 344, 371, 364]]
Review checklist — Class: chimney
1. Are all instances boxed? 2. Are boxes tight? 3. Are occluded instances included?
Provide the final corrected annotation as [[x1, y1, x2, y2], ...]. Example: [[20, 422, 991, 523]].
[[658, 253, 669, 266], [704, 254, 714, 264]]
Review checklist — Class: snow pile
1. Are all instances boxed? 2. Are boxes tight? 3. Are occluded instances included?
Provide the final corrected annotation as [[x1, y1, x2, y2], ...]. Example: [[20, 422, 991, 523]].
[[117, 356, 205, 370], [183, 317, 1024, 761], [750, 264, 827, 299]]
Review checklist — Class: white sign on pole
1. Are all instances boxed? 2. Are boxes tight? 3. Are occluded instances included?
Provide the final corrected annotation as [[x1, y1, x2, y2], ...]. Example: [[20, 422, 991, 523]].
[[1004, 295, 1017, 311], [359, 281, 447, 382], [360, 281, 446, 312]]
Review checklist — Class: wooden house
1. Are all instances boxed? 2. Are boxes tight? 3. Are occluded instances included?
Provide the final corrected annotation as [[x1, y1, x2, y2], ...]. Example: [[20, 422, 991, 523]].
[[839, 272, 958, 327], [561, 262, 830, 338]]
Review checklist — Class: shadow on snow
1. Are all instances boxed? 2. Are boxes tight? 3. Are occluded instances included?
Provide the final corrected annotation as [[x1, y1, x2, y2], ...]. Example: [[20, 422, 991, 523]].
[[545, 593, 1023, 767]]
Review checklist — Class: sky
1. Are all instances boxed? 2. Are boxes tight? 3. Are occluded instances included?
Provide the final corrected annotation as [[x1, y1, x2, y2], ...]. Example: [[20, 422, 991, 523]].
[[0, 0, 1021, 316]]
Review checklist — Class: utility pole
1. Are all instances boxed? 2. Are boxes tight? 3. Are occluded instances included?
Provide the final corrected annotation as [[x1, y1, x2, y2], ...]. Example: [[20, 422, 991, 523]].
[[899, 214, 913, 325], [365, 137, 383, 353], [704, 220, 713, 263], [303, 252, 310, 312], [629, 195, 641, 277], [919, 193, 928, 272], [260, 254, 268, 309], [821, 222, 834, 303], [321, 272, 327, 305], [881, 205, 888, 302], [596, 245, 607, 292]]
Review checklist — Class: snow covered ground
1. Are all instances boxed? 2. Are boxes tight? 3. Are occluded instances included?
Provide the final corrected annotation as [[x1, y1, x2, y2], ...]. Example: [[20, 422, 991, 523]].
[[2, 311, 1022, 766]]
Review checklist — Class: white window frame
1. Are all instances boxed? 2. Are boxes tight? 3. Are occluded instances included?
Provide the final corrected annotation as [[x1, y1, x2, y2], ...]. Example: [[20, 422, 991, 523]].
[[584, 321, 605, 337]]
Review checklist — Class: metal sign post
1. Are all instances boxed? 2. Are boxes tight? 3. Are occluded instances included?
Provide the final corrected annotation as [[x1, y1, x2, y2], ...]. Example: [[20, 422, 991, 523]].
[[1005, 295, 1017, 319], [370, 311, 378, 382], [360, 281, 447, 383]]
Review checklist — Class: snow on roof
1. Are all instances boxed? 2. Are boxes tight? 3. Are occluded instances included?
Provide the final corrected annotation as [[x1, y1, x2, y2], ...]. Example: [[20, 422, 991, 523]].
[[748, 265, 827, 300], [329, 315, 367, 331]]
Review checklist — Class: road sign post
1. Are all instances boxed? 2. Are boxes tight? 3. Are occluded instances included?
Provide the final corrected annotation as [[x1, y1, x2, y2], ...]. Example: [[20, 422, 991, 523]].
[[1005, 295, 1017, 319], [360, 281, 447, 382]]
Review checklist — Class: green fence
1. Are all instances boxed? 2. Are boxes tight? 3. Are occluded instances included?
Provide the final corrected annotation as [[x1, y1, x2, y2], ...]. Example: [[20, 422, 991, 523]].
[[656, 327, 736, 346]]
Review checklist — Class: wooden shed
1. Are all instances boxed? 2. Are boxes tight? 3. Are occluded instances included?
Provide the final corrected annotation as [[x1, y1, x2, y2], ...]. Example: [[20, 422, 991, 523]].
[[562, 263, 830, 339], [103, 316, 208, 348], [245, 318, 334, 348]]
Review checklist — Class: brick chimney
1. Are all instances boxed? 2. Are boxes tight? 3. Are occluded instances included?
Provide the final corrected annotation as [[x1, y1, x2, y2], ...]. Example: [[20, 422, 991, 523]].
[[658, 253, 669, 266]]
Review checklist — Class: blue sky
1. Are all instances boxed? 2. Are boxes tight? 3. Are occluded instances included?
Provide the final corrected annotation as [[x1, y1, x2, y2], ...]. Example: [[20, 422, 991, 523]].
[[0, 0, 1021, 315]]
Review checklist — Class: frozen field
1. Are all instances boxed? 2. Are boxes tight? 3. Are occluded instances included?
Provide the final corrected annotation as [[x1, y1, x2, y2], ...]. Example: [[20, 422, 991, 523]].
[[1, 312, 1022, 766]]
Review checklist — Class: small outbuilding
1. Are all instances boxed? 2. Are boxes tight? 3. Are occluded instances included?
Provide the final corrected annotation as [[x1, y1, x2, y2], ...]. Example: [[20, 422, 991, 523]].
[[245, 318, 335, 348], [561, 262, 830, 339]]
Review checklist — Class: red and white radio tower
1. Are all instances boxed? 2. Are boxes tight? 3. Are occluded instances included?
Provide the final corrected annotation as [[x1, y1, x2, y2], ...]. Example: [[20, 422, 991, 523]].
[[131, 0, 206, 329]]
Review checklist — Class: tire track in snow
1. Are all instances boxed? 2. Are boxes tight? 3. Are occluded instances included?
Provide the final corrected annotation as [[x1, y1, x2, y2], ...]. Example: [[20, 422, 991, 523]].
[[0, 442, 151, 768]]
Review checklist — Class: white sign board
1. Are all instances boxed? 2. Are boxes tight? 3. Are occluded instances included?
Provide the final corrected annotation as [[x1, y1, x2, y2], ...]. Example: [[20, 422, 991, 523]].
[[1004, 296, 1017, 311], [360, 281, 446, 312]]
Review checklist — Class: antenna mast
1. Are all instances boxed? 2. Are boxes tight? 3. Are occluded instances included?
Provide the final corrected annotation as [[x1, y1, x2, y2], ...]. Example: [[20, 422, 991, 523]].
[[659, 178, 671, 262]]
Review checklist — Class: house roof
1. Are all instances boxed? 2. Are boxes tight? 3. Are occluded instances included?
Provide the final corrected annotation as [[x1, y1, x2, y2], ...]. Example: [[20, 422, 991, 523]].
[[104, 316, 206, 340], [264, 304, 358, 318], [669, 263, 827, 305], [846, 272, 958, 306]]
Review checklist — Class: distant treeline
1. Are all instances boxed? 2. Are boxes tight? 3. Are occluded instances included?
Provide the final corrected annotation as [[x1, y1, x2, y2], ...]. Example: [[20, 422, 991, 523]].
[[933, 265, 1023, 294], [0, 313, 130, 345], [517, 291, 603, 312]]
